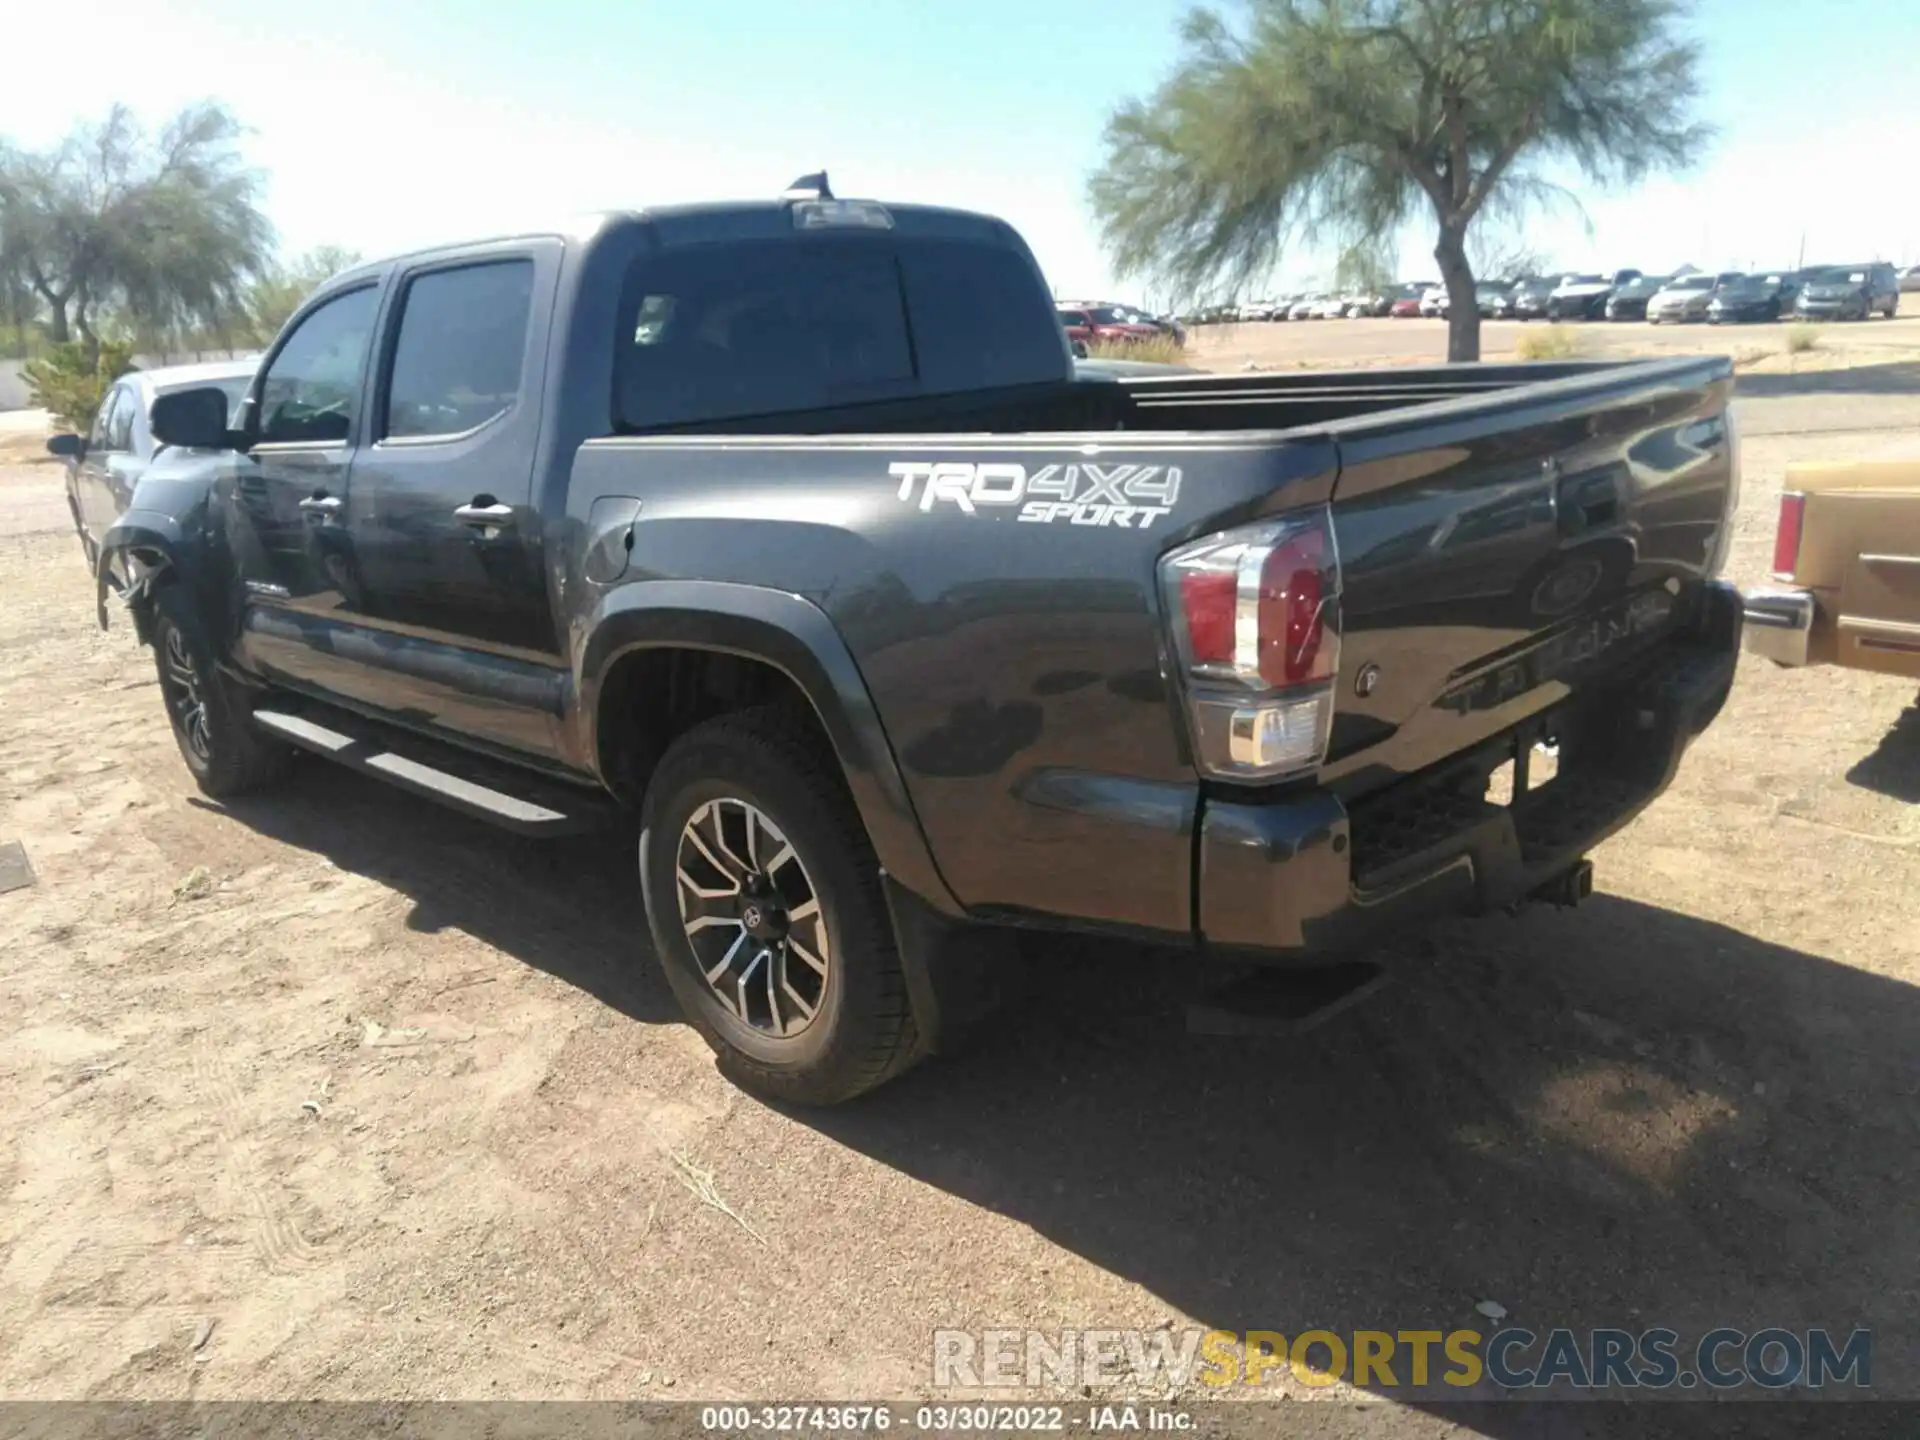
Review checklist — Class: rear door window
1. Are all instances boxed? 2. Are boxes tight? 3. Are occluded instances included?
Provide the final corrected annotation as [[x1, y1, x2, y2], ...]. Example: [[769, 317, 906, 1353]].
[[383, 259, 535, 440]]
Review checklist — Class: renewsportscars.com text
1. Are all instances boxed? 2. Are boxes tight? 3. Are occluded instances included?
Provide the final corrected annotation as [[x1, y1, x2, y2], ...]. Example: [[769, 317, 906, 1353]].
[[932, 1326, 1871, 1393]]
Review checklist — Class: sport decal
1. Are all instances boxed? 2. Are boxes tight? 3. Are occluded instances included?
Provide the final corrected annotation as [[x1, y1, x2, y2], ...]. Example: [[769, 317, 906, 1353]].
[[889, 462, 1182, 529]]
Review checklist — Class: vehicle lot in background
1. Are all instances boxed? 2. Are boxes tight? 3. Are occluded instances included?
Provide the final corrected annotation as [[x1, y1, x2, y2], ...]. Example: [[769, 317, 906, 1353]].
[[1184, 307, 1920, 374], [1605, 274, 1671, 321], [3, 360, 1916, 1405], [1548, 269, 1640, 320], [1509, 276, 1559, 320], [1795, 263, 1901, 322], [1647, 273, 1724, 324], [1709, 273, 1801, 324], [1389, 283, 1432, 317], [1056, 302, 1162, 347]]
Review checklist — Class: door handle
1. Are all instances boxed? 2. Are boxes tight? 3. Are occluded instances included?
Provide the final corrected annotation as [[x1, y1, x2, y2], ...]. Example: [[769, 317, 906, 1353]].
[[454, 501, 516, 527], [298, 493, 342, 515]]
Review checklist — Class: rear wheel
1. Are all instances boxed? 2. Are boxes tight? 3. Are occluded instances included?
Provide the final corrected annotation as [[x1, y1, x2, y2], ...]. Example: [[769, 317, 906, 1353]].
[[150, 586, 291, 798], [638, 706, 919, 1105]]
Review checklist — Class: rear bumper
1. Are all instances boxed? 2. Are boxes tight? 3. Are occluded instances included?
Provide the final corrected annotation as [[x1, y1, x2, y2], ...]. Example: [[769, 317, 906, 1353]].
[[1741, 586, 1816, 666], [1195, 581, 1742, 961]]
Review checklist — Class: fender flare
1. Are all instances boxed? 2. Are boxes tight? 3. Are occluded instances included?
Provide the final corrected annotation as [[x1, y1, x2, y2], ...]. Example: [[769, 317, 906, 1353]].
[[94, 509, 190, 639], [578, 579, 961, 920]]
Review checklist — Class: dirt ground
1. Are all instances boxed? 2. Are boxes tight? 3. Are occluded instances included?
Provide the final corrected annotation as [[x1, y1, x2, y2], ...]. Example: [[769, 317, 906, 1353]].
[[1, 363, 1917, 1428]]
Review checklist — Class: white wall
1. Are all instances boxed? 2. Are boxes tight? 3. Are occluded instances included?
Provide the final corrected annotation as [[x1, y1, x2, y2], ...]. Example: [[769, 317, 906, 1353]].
[[0, 360, 28, 412]]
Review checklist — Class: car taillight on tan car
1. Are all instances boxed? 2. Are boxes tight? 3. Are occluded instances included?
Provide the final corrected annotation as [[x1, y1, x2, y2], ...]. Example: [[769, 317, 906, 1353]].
[[1160, 506, 1341, 780], [1772, 492, 1805, 579]]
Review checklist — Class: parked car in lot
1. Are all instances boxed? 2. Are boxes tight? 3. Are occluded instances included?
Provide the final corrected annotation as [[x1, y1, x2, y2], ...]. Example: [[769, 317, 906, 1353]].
[[45, 358, 258, 568], [1708, 273, 1799, 324], [1057, 302, 1164, 348], [1604, 275, 1671, 321], [1389, 284, 1432, 317], [1235, 300, 1279, 322], [1549, 270, 1642, 321], [1287, 293, 1325, 320], [1509, 277, 1560, 321], [1484, 281, 1528, 319], [94, 177, 1744, 1103], [1419, 287, 1449, 318], [1794, 264, 1900, 321], [1474, 281, 1513, 318], [1902, 265, 1920, 294], [1646, 273, 1723, 324], [1745, 459, 1920, 688]]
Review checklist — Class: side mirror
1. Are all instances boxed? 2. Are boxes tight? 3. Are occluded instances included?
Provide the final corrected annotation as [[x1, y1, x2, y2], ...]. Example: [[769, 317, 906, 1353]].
[[46, 432, 84, 458], [150, 386, 239, 451]]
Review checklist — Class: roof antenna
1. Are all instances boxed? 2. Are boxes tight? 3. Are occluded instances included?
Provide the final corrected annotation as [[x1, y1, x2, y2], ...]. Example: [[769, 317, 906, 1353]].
[[782, 171, 832, 202]]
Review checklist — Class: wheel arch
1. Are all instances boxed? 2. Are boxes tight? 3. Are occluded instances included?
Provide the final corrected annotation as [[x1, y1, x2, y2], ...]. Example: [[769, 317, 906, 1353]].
[[578, 580, 961, 918], [94, 509, 196, 643]]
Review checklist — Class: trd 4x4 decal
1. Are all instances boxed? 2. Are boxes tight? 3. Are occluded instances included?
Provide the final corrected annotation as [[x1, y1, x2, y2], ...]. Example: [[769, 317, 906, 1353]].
[[889, 462, 1182, 529]]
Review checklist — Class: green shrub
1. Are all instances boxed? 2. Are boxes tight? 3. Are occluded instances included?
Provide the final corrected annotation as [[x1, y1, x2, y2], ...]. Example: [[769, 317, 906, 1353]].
[[1785, 325, 1822, 355], [1514, 325, 1581, 361], [21, 341, 139, 431], [1086, 334, 1188, 365]]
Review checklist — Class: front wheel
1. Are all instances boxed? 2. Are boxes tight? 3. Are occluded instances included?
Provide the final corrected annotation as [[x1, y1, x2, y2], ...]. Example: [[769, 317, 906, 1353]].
[[639, 707, 919, 1105], [149, 586, 291, 798]]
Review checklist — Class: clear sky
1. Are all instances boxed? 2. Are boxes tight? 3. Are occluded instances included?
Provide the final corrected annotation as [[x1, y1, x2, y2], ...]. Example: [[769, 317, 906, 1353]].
[[5, 0, 1914, 305]]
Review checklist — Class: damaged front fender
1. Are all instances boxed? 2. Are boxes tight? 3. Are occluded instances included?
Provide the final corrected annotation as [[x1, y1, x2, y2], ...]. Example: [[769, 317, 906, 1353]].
[[94, 511, 187, 641]]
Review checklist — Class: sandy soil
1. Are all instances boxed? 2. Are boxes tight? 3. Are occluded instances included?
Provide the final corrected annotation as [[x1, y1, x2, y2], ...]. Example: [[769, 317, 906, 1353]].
[[1, 370, 1917, 1426]]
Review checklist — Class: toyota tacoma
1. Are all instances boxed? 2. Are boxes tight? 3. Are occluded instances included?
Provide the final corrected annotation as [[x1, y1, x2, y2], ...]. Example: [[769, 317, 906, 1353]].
[[94, 175, 1744, 1103]]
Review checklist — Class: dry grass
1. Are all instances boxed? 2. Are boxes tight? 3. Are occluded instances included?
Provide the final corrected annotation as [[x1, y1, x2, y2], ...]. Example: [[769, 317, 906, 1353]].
[[1786, 324, 1824, 355], [1514, 325, 1582, 361], [1086, 335, 1188, 365]]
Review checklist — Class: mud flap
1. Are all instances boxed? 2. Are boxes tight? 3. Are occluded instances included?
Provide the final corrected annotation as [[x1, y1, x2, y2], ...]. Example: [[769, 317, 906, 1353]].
[[881, 874, 1021, 1058]]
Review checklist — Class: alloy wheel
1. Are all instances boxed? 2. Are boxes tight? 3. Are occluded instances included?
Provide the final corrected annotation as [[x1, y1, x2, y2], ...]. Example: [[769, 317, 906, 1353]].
[[161, 626, 213, 763], [675, 797, 830, 1039]]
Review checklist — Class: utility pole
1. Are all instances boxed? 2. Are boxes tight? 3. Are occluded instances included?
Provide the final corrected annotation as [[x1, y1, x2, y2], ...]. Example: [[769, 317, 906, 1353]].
[[1796, 232, 1806, 273]]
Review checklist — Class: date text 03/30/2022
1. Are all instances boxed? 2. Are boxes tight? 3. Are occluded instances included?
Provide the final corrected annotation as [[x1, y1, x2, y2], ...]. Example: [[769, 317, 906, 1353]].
[[700, 1404, 1188, 1432]]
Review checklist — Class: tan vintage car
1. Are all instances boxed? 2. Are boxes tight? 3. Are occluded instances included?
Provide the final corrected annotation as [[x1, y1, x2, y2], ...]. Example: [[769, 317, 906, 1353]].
[[1744, 461, 1920, 679]]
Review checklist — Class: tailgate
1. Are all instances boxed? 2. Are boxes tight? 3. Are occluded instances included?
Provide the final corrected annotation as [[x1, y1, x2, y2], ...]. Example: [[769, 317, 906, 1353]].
[[1320, 357, 1737, 796]]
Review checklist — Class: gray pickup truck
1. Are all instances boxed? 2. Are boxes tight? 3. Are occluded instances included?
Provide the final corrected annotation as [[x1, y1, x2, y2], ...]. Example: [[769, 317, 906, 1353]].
[[93, 176, 1743, 1103]]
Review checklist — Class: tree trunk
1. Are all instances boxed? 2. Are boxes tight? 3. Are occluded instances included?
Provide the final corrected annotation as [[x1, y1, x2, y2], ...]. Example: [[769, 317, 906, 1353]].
[[43, 299, 70, 345], [1434, 221, 1480, 363]]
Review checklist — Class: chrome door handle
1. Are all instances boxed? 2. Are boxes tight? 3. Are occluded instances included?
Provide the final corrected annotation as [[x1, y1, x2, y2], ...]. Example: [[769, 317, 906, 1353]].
[[453, 502, 515, 525], [298, 494, 342, 514]]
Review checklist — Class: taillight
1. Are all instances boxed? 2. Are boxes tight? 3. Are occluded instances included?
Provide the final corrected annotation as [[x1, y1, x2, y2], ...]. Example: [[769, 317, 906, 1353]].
[[1772, 492, 1805, 579], [1160, 507, 1342, 780]]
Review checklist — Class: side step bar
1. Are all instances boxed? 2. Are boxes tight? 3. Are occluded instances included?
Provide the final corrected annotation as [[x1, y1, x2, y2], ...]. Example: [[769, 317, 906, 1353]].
[[252, 707, 620, 837]]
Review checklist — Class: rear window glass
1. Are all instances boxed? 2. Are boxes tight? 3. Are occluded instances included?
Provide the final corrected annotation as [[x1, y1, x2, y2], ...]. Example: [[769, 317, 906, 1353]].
[[617, 240, 912, 431], [615, 236, 1064, 431], [900, 241, 1062, 392]]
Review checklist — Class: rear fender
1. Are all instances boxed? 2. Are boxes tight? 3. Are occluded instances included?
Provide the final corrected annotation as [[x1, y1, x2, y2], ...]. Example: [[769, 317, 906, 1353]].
[[578, 578, 960, 919]]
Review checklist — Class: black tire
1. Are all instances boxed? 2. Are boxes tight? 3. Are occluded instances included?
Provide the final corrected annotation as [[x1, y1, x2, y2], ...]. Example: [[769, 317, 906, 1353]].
[[638, 705, 918, 1105], [150, 585, 291, 798]]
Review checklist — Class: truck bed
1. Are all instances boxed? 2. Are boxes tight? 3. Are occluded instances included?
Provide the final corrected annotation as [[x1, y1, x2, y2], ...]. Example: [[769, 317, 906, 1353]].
[[575, 354, 1737, 942]]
